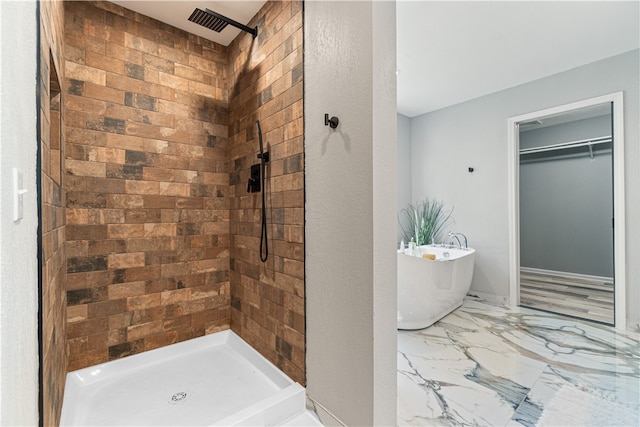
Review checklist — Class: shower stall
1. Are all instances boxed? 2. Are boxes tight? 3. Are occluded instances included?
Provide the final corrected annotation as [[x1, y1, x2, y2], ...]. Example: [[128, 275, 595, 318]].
[[37, 1, 306, 424]]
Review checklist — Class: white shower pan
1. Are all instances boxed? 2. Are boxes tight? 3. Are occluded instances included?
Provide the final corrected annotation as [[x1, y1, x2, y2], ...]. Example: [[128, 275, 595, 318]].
[[60, 330, 321, 426]]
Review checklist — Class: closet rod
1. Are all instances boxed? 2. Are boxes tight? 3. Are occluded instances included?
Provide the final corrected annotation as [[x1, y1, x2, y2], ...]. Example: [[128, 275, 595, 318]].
[[519, 135, 612, 155]]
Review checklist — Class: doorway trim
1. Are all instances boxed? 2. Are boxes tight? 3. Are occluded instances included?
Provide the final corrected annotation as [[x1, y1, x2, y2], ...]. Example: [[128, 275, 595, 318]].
[[507, 92, 626, 330]]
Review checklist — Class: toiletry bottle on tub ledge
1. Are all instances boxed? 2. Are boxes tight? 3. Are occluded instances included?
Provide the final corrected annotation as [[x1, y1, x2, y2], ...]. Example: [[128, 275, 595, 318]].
[[407, 238, 415, 256]]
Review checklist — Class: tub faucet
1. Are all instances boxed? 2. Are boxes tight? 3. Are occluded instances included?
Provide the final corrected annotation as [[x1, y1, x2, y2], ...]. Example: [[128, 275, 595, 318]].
[[448, 231, 468, 249]]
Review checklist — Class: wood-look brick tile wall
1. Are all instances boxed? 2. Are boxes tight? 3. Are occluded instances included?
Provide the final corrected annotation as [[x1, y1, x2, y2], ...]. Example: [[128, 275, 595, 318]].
[[63, 1, 231, 371], [227, 0, 305, 384], [40, 0, 67, 424]]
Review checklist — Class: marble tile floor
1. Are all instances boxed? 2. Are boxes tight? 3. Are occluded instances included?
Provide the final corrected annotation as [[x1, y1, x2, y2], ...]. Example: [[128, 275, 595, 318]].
[[398, 297, 640, 426]]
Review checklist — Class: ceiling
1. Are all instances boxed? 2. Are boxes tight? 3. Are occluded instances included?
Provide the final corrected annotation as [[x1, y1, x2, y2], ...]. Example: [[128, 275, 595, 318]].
[[110, 1, 639, 119], [110, 1, 266, 47], [397, 1, 640, 117]]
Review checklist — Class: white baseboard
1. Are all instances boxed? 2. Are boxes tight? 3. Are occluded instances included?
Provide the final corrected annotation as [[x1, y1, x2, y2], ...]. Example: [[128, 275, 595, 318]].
[[306, 395, 346, 427], [626, 321, 640, 334], [466, 291, 510, 306]]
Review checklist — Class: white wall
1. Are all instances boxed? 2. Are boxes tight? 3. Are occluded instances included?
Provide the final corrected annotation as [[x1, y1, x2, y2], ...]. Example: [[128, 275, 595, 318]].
[[305, 1, 397, 425], [410, 50, 640, 327], [0, 1, 40, 425], [397, 113, 411, 242]]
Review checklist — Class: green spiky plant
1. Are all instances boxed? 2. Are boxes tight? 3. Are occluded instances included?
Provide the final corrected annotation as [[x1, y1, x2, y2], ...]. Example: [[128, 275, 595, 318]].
[[399, 199, 454, 246]]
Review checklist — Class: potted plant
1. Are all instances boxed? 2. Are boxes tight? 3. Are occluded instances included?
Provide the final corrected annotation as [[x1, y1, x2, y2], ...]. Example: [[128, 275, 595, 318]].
[[399, 199, 454, 246]]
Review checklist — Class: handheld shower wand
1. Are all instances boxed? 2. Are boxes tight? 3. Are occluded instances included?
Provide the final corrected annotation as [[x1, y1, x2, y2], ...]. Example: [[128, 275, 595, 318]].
[[256, 120, 269, 262]]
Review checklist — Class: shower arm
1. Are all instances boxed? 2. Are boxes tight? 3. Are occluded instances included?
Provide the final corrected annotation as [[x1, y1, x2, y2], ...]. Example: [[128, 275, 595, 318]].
[[204, 9, 257, 39]]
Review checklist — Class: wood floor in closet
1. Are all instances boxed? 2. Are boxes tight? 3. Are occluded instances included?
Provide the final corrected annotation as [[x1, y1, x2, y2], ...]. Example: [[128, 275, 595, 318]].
[[520, 270, 614, 325]]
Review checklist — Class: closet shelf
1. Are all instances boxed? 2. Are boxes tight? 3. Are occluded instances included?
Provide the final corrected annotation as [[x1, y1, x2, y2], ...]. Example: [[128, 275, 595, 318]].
[[519, 135, 612, 156]]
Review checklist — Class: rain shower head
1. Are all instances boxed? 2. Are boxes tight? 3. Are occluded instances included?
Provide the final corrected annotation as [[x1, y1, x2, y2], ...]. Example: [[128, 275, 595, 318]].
[[188, 8, 257, 39]]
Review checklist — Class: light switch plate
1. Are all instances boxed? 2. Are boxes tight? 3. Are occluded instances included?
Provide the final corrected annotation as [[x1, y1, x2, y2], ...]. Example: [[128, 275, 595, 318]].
[[13, 168, 27, 222]]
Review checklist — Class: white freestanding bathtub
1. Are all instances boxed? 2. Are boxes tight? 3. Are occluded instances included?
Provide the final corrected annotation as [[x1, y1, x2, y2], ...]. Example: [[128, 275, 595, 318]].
[[60, 330, 321, 426], [397, 245, 475, 330]]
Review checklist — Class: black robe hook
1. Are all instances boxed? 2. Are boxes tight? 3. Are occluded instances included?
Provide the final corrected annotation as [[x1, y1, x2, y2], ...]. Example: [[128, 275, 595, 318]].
[[324, 113, 339, 130]]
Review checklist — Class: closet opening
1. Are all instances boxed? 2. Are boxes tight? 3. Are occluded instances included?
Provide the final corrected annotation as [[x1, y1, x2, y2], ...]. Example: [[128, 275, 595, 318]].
[[507, 92, 626, 328]]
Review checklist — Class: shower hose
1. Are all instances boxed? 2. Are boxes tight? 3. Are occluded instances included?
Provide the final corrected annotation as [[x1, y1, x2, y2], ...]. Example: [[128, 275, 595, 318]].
[[256, 120, 268, 262]]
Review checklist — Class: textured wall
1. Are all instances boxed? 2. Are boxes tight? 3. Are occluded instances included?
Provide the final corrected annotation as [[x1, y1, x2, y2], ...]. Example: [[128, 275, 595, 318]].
[[0, 1, 40, 425], [64, 1, 230, 371], [227, 0, 305, 385], [39, 0, 67, 425], [304, 1, 397, 424]]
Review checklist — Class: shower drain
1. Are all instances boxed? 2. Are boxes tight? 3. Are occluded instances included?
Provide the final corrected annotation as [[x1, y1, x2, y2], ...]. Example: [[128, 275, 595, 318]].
[[169, 391, 188, 404]]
